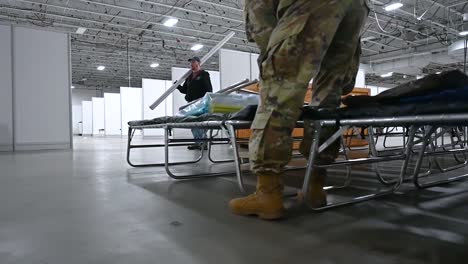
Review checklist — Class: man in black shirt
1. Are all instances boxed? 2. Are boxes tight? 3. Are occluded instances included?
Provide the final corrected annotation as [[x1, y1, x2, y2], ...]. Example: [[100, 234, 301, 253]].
[[177, 56, 213, 150]]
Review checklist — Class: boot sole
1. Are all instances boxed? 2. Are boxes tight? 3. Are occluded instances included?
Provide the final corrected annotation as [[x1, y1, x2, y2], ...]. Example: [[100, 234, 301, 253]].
[[230, 209, 285, 220]]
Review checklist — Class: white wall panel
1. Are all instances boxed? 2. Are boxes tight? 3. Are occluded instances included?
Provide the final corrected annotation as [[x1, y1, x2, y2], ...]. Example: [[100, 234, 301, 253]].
[[142, 79, 166, 136], [72, 89, 99, 106], [92, 97, 105, 135], [0, 25, 13, 151], [250, 53, 260, 81], [220, 49, 251, 88], [367, 85, 380, 96], [121, 87, 142, 136], [207, 70, 221, 92], [82, 101, 93, 135], [104, 93, 121, 136], [72, 105, 82, 135], [13, 27, 71, 150], [356, 69, 366, 88], [165, 81, 173, 116]]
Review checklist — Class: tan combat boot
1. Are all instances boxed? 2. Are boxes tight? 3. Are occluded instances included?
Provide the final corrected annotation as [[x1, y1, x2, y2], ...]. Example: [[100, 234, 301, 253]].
[[297, 167, 328, 208], [229, 173, 284, 220]]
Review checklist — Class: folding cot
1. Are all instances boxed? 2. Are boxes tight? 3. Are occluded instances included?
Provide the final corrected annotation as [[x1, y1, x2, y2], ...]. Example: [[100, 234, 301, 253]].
[[128, 70, 468, 209]]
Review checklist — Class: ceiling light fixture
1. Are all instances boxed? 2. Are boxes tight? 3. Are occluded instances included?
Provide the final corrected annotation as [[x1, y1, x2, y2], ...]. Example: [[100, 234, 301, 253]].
[[384, 3, 403, 11], [163, 17, 178, 27], [97, 66, 105, 71], [361, 36, 376, 42], [191, 44, 203, 51], [380, 72, 394, 78], [71, 85, 75, 89], [150, 63, 160, 68], [76, 27, 87, 34], [459, 31, 468, 36], [436, 72, 442, 74]]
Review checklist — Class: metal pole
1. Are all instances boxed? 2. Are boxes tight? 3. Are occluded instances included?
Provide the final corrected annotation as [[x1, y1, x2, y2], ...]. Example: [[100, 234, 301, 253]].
[[149, 31, 236, 110]]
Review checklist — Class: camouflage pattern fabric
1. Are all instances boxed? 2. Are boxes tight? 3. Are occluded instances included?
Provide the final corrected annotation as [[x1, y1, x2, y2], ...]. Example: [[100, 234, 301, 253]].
[[247, 0, 369, 174]]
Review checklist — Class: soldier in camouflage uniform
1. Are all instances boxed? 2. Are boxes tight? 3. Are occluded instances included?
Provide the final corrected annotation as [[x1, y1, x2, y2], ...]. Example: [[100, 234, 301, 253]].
[[229, 0, 369, 219]]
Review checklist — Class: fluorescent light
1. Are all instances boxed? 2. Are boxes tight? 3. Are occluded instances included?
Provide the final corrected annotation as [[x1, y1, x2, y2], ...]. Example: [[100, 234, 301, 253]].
[[459, 31, 468, 36], [384, 3, 403, 11], [191, 44, 203, 51], [97, 66, 105, 71], [163, 17, 178, 27], [436, 72, 441, 74], [150, 63, 159, 68], [71, 85, 75, 89], [76, 27, 87, 34], [361, 36, 376, 42], [380, 72, 394, 78]]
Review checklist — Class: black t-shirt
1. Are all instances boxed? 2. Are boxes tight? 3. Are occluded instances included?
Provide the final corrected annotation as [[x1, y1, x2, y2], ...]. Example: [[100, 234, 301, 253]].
[[177, 70, 213, 102]]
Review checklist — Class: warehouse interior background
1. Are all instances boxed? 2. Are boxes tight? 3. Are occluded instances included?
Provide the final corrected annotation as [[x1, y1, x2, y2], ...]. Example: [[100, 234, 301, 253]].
[[1, 0, 468, 263]]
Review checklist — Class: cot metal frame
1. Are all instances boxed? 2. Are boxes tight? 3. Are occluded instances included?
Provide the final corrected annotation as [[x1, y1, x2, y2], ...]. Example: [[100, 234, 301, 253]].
[[225, 113, 468, 210], [127, 121, 234, 179]]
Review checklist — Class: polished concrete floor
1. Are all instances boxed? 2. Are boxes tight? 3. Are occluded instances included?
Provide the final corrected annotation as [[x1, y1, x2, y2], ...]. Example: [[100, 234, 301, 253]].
[[1, 136, 468, 264]]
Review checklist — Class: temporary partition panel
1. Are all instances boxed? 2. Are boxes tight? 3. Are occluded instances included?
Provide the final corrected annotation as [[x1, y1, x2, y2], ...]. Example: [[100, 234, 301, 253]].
[[165, 81, 174, 116], [208, 70, 221, 92], [0, 25, 13, 151], [92, 97, 105, 135], [104, 93, 122, 136], [250, 53, 260, 81], [143, 79, 167, 136], [220, 49, 251, 88], [82, 101, 93, 135], [13, 27, 71, 150], [121, 87, 142, 136], [356, 69, 366, 88], [71, 105, 82, 135]]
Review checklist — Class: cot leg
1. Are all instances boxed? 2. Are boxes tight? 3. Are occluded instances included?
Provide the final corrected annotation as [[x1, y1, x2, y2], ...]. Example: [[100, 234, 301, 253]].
[[226, 123, 247, 193], [413, 126, 468, 189], [207, 129, 233, 164], [163, 127, 233, 180], [301, 121, 322, 202], [126, 128, 138, 167], [368, 126, 398, 186]]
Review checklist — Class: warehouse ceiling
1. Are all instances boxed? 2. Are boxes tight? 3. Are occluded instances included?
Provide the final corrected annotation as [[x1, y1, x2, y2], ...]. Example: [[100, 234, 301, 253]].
[[0, 0, 467, 90]]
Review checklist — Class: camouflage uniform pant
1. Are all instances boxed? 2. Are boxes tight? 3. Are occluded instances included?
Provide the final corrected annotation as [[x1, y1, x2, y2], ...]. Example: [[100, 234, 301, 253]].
[[247, 0, 369, 174]]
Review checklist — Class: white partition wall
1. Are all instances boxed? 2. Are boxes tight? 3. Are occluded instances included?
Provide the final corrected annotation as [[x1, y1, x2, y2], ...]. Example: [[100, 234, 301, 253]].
[[165, 81, 174, 116], [13, 27, 71, 150], [0, 25, 13, 151], [356, 69, 366, 88], [121, 87, 142, 136], [208, 71, 221, 92], [82, 101, 93, 135], [104, 93, 122, 136], [71, 105, 82, 135], [142, 79, 167, 136], [92, 97, 105, 135], [250, 53, 260, 81], [220, 49, 251, 88]]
